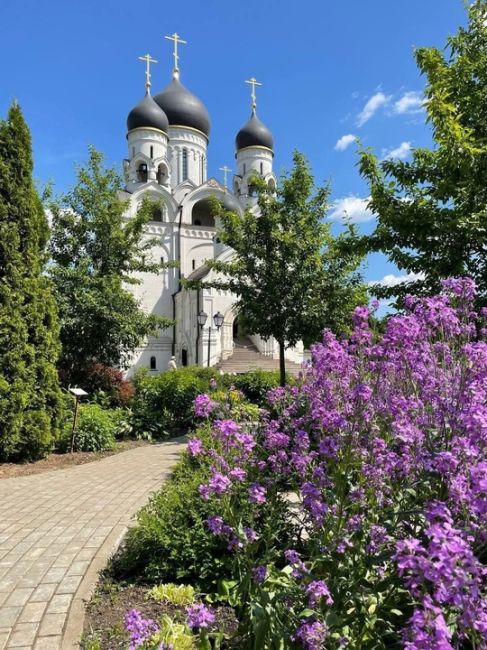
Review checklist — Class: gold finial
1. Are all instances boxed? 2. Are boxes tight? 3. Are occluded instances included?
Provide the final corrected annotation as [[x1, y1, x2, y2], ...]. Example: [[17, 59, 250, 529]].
[[245, 77, 262, 112], [164, 32, 187, 75], [138, 53, 158, 92], [219, 165, 232, 190]]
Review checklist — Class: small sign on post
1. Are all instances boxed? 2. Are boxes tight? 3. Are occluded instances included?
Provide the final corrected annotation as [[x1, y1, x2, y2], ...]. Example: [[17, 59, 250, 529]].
[[68, 387, 88, 453]]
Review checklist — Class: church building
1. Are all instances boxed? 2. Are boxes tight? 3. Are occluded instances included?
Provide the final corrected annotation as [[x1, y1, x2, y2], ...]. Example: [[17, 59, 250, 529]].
[[122, 35, 304, 375]]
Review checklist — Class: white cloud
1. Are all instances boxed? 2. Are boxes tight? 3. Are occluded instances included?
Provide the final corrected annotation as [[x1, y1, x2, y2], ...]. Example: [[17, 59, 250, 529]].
[[334, 134, 357, 151], [393, 91, 424, 115], [372, 271, 425, 288], [382, 141, 412, 160], [329, 196, 375, 224], [357, 92, 391, 126]]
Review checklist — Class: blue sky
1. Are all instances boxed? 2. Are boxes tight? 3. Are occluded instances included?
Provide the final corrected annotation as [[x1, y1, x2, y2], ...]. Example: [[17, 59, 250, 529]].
[[0, 0, 467, 288]]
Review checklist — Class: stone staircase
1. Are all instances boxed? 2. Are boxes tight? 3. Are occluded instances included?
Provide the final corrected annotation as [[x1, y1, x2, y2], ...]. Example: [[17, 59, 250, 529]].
[[216, 338, 303, 376]]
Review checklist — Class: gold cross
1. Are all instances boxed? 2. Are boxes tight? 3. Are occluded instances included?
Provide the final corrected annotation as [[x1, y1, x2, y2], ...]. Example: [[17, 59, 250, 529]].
[[138, 53, 158, 90], [164, 32, 187, 72], [245, 77, 262, 111], [219, 165, 232, 189]]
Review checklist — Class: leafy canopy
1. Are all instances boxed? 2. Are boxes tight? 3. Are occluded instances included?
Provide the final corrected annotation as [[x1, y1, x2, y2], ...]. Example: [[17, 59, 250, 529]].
[[48, 147, 172, 383], [360, 0, 487, 304], [190, 151, 365, 383]]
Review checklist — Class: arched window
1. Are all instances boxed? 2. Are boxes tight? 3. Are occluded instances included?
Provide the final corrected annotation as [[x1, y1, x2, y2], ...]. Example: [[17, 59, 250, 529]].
[[248, 184, 258, 198], [182, 148, 188, 181], [260, 162, 264, 175], [150, 146, 154, 159], [137, 162, 148, 183], [157, 163, 168, 185], [243, 163, 246, 174], [192, 259, 196, 270], [150, 356, 157, 370]]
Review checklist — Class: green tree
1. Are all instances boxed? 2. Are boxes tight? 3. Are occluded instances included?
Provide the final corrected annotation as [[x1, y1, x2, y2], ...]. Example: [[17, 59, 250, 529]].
[[49, 147, 172, 384], [190, 151, 366, 386], [360, 0, 487, 304], [0, 103, 63, 461]]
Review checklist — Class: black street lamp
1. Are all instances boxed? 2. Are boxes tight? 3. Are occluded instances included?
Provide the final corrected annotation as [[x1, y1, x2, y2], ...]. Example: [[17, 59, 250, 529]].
[[198, 310, 224, 367]]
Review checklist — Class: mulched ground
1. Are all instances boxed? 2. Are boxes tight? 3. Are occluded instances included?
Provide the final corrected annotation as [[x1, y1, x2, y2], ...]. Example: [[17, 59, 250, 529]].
[[0, 440, 150, 480], [82, 581, 239, 649]]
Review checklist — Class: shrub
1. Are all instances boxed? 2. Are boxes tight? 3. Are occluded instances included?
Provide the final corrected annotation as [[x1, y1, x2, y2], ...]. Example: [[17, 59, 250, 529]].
[[232, 369, 283, 406], [110, 452, 234, 589], [84, 363, 135, 407], [64, 404, 121, 452], [191, 279, 487, 648], [130, 368, 210, 437]]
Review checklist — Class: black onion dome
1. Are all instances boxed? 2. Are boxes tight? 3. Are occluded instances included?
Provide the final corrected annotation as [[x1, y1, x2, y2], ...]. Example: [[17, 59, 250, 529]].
[[127, 92, 169, 133], [153, 76, 211, 137], [236, 111, 273, 151]]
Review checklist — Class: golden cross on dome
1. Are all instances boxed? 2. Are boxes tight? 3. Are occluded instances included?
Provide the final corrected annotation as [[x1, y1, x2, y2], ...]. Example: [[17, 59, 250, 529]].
[[219, 165, 232, 189], [164, 32, 187, 73], [245, 77, 262, 111], [138, 53, 158, 91]]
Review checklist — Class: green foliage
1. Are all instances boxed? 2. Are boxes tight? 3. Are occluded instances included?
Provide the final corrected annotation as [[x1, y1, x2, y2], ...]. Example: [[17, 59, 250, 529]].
[[48, 147, 173, 385], [190, 151, 366, 384], [110, 452, 234, 589], [130, 368, 212, 437], [154, 615, 194, 649], [61, 404, 122, 452], [232, 370, 282, 406], [359, 1, 487, 305], [146, 583, 195, 606], [0, 102, 63, 461]]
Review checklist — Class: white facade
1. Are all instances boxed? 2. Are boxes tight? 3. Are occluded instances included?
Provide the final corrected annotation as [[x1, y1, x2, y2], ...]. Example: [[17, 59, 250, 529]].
[[123, 71, 303, 376]]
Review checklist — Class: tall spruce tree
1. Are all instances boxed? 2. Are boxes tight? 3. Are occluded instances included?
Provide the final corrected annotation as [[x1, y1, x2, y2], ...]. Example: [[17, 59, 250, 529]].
[[0, 103, 62, 461]]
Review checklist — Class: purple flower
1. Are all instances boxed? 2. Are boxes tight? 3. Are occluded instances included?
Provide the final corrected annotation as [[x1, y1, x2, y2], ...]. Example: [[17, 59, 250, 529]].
[[253, 565, 267, 583], [194, 394, 217, 417], [186, 603, 215, 630], [306, 580, 333, 607], [248, 483, 267, 504], [209, 471, 231, 495], [293, 620, 328, 650], [187, 437, 203, 456], [124, 609, 159, 649]]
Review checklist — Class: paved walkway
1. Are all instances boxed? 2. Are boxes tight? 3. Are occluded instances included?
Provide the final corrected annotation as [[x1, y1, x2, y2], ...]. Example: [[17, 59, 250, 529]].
[[0, 439, 185, 649]]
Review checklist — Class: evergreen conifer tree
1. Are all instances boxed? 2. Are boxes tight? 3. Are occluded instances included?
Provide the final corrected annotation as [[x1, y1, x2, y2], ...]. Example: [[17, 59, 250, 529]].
[[0, 103, 62, 461]]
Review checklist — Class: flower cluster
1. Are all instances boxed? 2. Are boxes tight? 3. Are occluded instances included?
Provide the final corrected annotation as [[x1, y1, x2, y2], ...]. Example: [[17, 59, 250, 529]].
[[185, 603, 215, 630], [124, 609, 159, 649], [192, 278, 487, 648]]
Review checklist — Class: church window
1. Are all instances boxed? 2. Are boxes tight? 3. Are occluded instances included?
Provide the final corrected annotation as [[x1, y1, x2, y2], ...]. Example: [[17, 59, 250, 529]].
[[194, 219, 202, 226], [260, 162, 264, 175], [137, 162, 148, 182], [150, 146, 154, 159], [160, 256, 164, 265], [150, 356, 157, 370], [243, 163, 246, 174], [182, 148, 188, 181], [132, 146, 135, 157], [192, 259, 196, 270], [157, 163, 168, 185]]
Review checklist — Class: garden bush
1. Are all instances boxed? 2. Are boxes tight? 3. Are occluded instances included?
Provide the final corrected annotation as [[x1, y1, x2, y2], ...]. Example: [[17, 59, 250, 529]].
[[184, 279, 487, 648], [59, 404, 122, 452], [110, 453, 234, 589], [129, 367, 288, 438], [85, 362, 135, 407]]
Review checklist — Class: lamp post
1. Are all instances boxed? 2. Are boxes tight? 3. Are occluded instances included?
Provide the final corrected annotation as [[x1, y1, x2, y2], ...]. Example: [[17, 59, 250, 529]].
[[198, 310, 224, 367], [68, 387, 88, 453]]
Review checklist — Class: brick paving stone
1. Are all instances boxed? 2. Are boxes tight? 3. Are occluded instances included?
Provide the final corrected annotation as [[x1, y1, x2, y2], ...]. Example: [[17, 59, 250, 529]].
[[0, 440, 184, 648], [6, 622, 38, 647]]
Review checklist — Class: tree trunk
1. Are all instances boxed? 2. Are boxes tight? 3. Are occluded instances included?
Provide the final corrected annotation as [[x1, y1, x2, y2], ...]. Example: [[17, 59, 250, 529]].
[[279, 340, 286, 387]]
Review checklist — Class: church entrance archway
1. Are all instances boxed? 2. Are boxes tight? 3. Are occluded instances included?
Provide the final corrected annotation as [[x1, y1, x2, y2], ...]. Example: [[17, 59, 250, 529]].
[[191, 199, 216, 227]]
